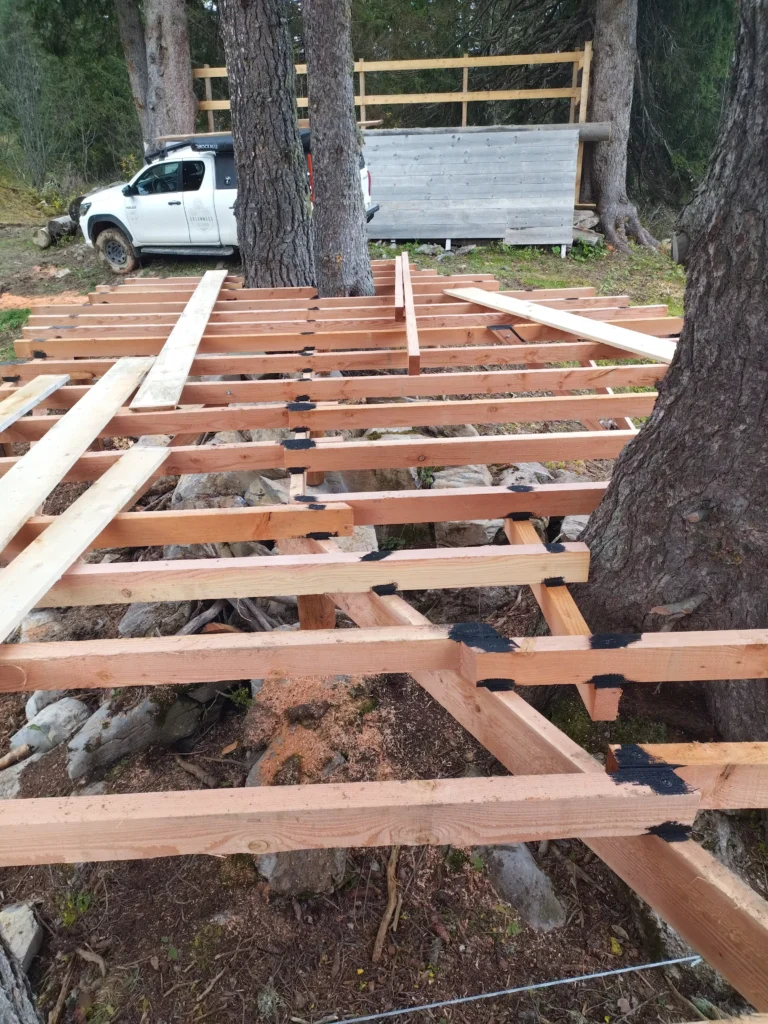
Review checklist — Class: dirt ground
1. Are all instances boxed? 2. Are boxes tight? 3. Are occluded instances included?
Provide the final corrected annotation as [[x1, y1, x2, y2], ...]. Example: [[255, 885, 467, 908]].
[[2, 236, 763, 1024]]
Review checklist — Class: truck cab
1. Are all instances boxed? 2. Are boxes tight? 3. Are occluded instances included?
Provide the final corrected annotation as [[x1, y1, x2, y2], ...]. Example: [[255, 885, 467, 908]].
[[75, 133, 377, 273]]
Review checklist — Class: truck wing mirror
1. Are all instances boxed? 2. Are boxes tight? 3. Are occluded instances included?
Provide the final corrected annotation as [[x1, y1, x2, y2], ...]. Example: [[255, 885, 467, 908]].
[[122, 184, 137, 197]]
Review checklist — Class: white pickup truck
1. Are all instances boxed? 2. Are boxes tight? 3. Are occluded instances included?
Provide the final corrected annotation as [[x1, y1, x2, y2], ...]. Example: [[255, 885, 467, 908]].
[[73, 132, 378, 274]]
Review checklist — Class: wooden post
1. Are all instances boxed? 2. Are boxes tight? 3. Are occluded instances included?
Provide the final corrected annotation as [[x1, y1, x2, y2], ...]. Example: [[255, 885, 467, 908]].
[[203, 65, 215, 133], [574, 41, 592, 203], [358, 58, 366, 123], [461, 54, 469, 127]]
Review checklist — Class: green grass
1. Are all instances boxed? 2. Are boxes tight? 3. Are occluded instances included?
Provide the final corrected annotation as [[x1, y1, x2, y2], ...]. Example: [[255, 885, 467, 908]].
[[0, 307, 29, 362]]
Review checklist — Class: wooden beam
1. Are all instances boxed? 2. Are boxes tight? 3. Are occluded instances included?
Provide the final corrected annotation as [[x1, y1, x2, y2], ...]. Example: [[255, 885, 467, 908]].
[[34, 543, 590, 608], [0, 772, 700, 867], [393, 255, 404, 321], [445, 287, 678, 363], [0, 357, 153, 552], [129, 270, 227, 410], [503, 518, 620, 722], [1, 393, 659, 444], [0, 375, 69, 432], [400, 253, 421, 373], [280, 536, 768, 1010], [0, 447, 168, 644], [0, 430, 636, 484], [608, 743, 768, 810]]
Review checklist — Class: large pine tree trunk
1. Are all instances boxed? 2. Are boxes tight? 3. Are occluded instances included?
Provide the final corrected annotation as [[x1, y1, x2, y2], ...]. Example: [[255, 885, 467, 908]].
[[0, 934, 42, 1024], [112, 0, 150, 143], [303, 0, 374, 297], [589, 0, 658, 252], [218, 0, 315, 288], [576, 0, 768, 740], [144, 0, 197, 147]]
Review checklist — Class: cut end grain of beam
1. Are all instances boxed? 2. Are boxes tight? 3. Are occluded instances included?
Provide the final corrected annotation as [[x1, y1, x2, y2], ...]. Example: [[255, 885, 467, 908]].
[[130, 269, 228, 411], [445, 287, 677, 364]]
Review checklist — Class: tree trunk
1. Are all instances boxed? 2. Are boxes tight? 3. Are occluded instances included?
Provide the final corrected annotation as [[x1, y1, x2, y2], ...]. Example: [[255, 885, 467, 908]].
[[303, 0, 374, 297], [589, 0, 658, 252], [0, 933, 42, 1024], [576, 0, 768, 741], [144, 0, 197, 147], [112, 0, 150, 143]]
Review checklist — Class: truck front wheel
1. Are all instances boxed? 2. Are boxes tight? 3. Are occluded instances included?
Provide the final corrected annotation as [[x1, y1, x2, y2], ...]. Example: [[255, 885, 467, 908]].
[[95, 227, 139, 274]]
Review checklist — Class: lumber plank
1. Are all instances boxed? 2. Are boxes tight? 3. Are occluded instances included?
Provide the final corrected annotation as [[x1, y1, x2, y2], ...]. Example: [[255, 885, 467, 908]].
[[608, 742, 768, 811], [0, 772, 700, 867], [401, 252, 420, 373], [445, 287, 677, 363], [34, 543, 590, 607], [0, 375, 69, 432], [503, 518, 619, 721], [0, 446, 168, 644], [0, 357, 153, 552], [393, 255, 404, 320], [130, 270, 227, 410], [0, 431, 636, 484], [280, 536, 768, 1010], [1, 392, 659, 444]]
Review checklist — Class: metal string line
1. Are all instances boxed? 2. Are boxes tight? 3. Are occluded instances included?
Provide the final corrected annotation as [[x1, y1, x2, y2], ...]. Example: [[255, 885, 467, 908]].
[[328, 954, 703, 1024]]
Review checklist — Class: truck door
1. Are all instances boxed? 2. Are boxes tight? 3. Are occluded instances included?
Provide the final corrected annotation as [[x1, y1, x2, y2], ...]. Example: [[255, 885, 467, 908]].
[[181, 159, 220, 243], [124, 161, 190, 244]]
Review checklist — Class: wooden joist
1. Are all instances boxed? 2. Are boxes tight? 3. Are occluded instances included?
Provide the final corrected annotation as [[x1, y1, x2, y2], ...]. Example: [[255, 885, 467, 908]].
[[0, 772, 700, 867], [0, 357, 153, 552], [401, 252, 420, 374], [33, 543, 590, 608], [281, 536, 768, 1010], [1, 392, 658, 444], [445, 287, 678, 363], [0, 430, 636, 484], [608, 742, 768, 810], [130, 269, 227, 410], [0, 446, 168, 644], [0, 374, 69, 432]]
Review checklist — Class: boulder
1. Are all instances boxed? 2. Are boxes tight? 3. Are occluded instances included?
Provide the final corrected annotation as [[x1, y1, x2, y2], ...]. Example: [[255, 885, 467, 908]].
[[341, 431, 419, 493], [0, 754, 44, 799], [432, 465, 502, 546], [117, 600, 193, 638], [66, 696, 204, 780], [479, 844, 566, 932], [559, 514, 590, 541], [255, 848, 347, 896], [10, 698, 90, 754], [0, 904, 43, 972], [17, 609, 69, 644], [498, 463, 554, 488], [25, 689, 66, 721], [246, 426, 292, 479], [414, 243, 443, 255]]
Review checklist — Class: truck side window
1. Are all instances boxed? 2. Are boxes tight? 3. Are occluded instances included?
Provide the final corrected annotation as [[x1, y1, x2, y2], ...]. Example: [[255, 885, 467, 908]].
[[134, 161, 181, 195], [182, 161, 206, 192]]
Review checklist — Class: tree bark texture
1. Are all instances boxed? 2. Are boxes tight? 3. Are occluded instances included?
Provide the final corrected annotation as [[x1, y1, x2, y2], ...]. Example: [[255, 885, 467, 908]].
[[0, 933, 42, 1024], [589, 0, 658, 252], [303, 0, 374, 297], [576, 0, 768, 741], [143, 0, 197, 147], [219, 0, 315, 289], [112, 0, 150, 143]]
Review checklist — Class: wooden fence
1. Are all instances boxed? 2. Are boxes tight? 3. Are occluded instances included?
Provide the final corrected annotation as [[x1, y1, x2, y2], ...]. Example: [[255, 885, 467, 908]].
[[193, 45, 592, 131]]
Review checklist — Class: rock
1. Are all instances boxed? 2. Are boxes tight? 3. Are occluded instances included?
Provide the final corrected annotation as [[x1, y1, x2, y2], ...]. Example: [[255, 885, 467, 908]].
[[78, 781, 106, 796], [245, 752, 268, 787], [11, 698, 90, 754], [559, 514, 590, 541], [255, 848, 347, 896], [17, 609, 69, 644], [479, 844, 566, 932], [320, 751, 346, 778], [573, 209, 600, 230], [415, 243, 443, 255], [25, 689, 66, 721], [0, 904, 43, 972], [334, 524, 379, 553], [432, 465, 501, 546], [498, 463, 555, 488], [424, 423, 479, 439], [573, 227, 602, 246], [286, 701, 330, 727], [341, 432, 419, 493], [249, 476, 290, 506], [0, 754, 44, 799], [242, 701, 280, 751], [135, 434, 172, 448], [453, 244, 476, 256], [117, 600, 193, 637], [172, 459, 262, 505], [54, 267, 72, 279], [67, 697, 204, 780]]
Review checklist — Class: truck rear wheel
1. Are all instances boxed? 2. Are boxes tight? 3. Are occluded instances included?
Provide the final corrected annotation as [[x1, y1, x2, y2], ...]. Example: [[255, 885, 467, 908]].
[[95, 227, 139, 274]]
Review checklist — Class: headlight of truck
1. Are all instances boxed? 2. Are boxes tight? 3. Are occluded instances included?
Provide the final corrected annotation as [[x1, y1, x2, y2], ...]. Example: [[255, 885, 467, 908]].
[[79, 202, 92, 217]]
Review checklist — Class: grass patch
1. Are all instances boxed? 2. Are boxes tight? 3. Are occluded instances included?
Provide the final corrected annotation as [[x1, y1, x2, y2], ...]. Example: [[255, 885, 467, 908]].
[[0, 306, 29, 362]]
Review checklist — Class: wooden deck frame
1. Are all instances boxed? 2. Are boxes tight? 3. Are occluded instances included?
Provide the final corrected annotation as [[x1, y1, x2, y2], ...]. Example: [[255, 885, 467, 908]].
[[2, 272, 767, 1009]]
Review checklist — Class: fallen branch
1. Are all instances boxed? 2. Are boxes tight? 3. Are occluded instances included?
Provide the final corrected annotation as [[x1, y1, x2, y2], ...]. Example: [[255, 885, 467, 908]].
[[372, 846, 400, 962], [174, 755, 218, 788], [177, 600, 227, 636], [0, 744, 32, 771]]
